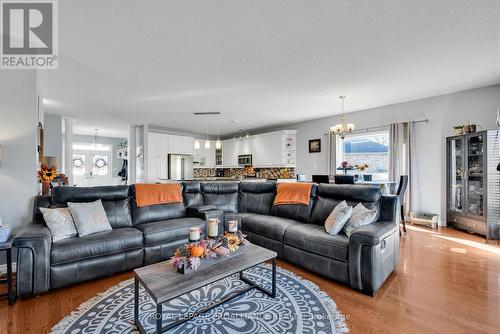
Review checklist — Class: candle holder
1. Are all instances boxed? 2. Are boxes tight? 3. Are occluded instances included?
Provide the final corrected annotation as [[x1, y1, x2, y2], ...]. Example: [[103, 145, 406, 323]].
[[227, 220, 238, 234], [207, 218, 219, 239], [189, 227, 201, 243]]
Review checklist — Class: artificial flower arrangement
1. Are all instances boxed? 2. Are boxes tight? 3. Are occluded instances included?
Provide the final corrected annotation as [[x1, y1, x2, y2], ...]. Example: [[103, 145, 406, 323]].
[[354, 163, 369, 172], [170, 231, 248, 272], [38, 164, 58, 182]]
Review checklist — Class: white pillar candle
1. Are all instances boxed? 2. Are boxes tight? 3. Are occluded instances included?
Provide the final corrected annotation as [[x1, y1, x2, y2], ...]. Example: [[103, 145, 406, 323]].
[[0, 217, 3, 227], [208, 218, 218, 238], [228, 220, 238, 233], [189, 227, 200, 241]]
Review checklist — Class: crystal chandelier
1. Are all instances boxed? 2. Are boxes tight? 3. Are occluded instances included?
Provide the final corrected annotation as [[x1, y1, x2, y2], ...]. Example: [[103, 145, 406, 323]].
[[330, 95, 354, 139]]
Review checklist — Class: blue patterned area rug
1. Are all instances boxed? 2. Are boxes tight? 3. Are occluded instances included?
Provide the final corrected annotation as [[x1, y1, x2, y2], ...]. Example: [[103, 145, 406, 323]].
[[51, 264, 349, 334]]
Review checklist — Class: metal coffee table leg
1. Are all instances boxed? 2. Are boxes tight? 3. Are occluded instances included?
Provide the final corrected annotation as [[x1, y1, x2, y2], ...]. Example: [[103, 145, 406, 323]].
[[239, 259, 277, 298]]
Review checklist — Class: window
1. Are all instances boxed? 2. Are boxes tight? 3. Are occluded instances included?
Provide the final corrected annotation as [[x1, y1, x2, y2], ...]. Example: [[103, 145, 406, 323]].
[[336, 130, 389, 181]]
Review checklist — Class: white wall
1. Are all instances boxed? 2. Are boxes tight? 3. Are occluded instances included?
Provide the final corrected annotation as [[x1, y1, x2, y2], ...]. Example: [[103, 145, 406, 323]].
[[0, 71, 38, 241], [261, 84, 500, 222], [43, 113, 63, 169]]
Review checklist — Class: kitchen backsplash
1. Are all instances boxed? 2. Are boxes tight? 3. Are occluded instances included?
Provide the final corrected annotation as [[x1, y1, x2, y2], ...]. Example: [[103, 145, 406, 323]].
[[193, 167, 295, 179]]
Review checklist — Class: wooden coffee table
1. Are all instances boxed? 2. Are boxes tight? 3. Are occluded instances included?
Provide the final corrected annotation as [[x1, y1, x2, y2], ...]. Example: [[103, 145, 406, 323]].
[[134, 243, 277, 334]]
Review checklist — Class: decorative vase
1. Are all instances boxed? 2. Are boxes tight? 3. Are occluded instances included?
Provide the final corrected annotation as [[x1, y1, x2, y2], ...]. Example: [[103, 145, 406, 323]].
[[41, 181, 51, 195]]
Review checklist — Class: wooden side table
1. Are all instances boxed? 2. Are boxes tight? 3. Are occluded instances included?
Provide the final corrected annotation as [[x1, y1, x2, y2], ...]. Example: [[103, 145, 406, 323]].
[[0, 237, 16, 305]]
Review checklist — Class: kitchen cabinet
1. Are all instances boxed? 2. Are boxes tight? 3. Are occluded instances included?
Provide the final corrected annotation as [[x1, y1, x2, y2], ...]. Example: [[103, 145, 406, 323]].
[[222, 140, 238, 167], [221, 130, 296, 167], [169, 135, 194, 155], [147, 132, 195, 181], [148, 132, 169, 181]]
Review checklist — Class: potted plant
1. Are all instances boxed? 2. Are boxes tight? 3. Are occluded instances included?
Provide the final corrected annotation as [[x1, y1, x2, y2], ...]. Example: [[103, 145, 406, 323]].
[[453, 125, 464, 135]]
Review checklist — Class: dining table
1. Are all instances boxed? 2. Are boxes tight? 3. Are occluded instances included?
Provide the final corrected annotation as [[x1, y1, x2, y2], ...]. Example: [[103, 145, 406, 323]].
[[355, 180, 397, 194]]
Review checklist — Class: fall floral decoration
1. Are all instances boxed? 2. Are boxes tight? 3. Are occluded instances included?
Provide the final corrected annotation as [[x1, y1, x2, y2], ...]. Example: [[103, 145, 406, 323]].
[[170, 231, 248, 271], [354, 163, 369, 172], [38, 164, 58, 182]]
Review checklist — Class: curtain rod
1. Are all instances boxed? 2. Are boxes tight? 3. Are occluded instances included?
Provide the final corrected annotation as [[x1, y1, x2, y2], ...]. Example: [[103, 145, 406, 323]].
[[323, 118, 429, 136]]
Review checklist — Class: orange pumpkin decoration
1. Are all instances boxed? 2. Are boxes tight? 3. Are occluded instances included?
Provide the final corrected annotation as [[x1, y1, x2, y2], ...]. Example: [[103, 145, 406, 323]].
[[190, 245, 204, 257]]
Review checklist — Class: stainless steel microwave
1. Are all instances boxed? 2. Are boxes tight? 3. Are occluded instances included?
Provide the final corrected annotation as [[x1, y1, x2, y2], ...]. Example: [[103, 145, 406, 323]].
[[238, 154, 252, 166]]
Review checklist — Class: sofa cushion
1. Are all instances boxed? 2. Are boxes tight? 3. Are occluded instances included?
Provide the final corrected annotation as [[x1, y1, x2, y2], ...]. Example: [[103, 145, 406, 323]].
[[183, 182, 204, 207], [241, 214, 302, 242], [238, 182, 276, 215], [201, 182, 239, 212], [51, 228, 143, 265], [130, 185, 186, 226], [270, 183, 317, 223], [310, 184, 381, 226], [284, 224, 349, 262], [136, 217, 205, 246], [68, 200, 113, 236], [52, 186, 133, 228]]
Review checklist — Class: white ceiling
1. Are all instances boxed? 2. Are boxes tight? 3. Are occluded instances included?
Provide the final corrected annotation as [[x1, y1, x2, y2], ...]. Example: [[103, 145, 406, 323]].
[[40, 0, 500, 138]]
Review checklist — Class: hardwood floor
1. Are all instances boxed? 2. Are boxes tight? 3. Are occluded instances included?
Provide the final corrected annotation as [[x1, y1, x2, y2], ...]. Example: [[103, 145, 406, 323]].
[[1, 225, 499, 333]]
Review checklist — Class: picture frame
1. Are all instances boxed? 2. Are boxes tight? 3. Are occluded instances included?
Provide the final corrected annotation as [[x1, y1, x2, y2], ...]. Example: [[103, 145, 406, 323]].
[[309, 139, 321, 153]]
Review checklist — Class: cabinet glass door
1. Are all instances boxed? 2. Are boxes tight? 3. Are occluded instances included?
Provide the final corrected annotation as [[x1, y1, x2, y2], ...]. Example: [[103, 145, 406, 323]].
[[466, 133, 485, 217], [449, 138, 464, 214]]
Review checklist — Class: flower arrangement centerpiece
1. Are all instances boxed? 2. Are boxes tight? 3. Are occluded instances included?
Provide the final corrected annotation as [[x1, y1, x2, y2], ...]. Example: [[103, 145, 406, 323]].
[[170, 231, 248, 274], [354, 163, 369, 173], [339, 161, 353, 175], [38, 163, 58, 182], [38, 164, 58, 195]]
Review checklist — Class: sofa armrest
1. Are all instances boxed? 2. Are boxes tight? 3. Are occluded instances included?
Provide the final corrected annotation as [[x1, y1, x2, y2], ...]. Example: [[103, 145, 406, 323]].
[[187, 209, 225, 233], [13, 223, 52, 296], [186, 205, 217, 213], [349, 220, 397, 246], [348, 221, 399, 295]]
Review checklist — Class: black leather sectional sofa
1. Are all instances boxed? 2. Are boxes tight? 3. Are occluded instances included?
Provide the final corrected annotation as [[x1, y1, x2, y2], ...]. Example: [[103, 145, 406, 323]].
[[14, 181, 399, 297]]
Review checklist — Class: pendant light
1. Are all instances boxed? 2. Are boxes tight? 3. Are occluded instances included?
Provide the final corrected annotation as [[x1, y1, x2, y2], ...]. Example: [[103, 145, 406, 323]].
[[215, 117, 222, 149], [194, 119, 200, 149], [330, 96, 354, 139], [204, 124, 210, 149]]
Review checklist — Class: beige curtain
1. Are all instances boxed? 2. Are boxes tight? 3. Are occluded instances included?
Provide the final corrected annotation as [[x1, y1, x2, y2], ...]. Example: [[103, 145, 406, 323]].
[[328, 132, 337, 176], [389, 122, 420, 217]]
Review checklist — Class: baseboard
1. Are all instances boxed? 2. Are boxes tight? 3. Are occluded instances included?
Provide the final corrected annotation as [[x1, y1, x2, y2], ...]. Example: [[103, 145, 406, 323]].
[[0, 262, 16, 274]]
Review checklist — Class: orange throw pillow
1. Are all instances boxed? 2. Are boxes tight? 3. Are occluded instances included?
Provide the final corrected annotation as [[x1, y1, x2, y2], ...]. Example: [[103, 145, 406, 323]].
[[274, 182, 313, 206], [135, 183, 183, 207]]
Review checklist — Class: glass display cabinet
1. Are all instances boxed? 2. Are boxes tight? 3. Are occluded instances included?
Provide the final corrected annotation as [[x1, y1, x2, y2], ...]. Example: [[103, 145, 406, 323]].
[[446, 131, 487, 236]]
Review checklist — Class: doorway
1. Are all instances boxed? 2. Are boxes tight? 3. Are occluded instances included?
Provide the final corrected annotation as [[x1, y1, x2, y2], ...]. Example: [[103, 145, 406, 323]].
[[72, 143, 113, 186]]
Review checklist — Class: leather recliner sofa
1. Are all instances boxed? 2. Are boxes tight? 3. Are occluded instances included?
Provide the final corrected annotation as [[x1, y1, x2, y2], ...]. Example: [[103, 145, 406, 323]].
[[14, 181, 399, 297]]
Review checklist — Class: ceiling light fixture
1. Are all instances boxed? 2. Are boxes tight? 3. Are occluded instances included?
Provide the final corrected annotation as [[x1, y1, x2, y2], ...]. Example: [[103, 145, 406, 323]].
[[204, 124, 210, 149], [215, 117, 222, 150], [330, 96, 354, 139], [91, 129, 102, 148], [194, 119, 200, 149]]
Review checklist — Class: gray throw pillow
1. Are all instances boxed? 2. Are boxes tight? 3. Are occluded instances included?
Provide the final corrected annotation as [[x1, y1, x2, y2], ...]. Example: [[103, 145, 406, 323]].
[[68, 200, 112, 236], [324, 200, 353, 235], [39, 207, 78, 242], [343, 203, 378, 237]]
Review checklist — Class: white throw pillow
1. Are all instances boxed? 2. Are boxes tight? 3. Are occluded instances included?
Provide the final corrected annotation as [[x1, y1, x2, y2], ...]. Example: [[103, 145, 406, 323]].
[[343, 203, 378, 237], [324, 201, 353, 235], [39, 207, 78, 242], [68, 200, 112, 236]]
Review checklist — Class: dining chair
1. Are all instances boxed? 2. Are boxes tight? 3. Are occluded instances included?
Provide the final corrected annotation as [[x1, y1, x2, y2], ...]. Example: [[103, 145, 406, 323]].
[[334, 175, 355, 184], [312, 175, 330, 184], [396, 175, 409, 234]]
